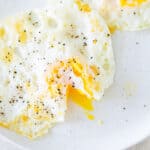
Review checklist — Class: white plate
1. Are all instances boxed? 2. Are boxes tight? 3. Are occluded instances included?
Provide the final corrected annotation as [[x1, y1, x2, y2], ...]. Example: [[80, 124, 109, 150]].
[[0, 0, 150, 150]]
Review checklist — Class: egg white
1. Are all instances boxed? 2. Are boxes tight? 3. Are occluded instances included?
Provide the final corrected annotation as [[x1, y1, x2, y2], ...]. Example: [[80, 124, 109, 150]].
[[0, 1, 115, 139], [79, 0, 150, 31]]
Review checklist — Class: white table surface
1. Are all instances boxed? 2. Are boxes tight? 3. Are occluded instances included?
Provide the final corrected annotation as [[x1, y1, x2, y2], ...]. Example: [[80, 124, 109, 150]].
[[0, 141, 20, 150], [0, 137, 150, 150]]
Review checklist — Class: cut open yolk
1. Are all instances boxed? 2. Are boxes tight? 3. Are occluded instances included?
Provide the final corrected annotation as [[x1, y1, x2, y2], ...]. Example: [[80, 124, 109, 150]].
[[67, 85, 94, 111], [46, 58, 101, 113]]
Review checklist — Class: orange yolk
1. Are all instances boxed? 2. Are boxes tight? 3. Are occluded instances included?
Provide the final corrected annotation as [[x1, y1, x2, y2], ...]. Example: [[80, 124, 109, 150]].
[[46, 58, 101, 113], [67, 85, 94, 111]]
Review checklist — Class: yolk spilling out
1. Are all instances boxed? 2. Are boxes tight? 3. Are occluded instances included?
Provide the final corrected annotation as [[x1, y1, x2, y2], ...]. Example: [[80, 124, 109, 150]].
[[47, 58, 101, 117], [67, 85, 94, 111], [120, 0, 147, 7]]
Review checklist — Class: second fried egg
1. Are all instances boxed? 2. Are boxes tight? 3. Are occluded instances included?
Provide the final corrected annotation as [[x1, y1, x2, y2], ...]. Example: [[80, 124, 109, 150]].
[[81, 0, 150, 32]]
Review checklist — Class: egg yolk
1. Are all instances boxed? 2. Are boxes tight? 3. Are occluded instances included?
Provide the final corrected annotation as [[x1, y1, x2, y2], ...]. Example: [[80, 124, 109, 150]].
[[120, 0, 147, 7], [67, 85, 94, 111], [46, 58, 101, 112]]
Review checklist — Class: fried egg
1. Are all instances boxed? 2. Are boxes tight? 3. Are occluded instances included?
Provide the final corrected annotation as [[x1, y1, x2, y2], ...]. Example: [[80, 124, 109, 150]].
[[80, 0, 150, 32], [0, 1, 115, 139]]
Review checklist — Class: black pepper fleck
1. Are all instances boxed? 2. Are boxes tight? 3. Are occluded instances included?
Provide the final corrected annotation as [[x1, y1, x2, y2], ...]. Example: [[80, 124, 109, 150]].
[[107, 33, 110, 37], [83, 37, 87, 40], [133, 12, 136, 15], [83, 42, 87, 46], [75, 35, 79, 38], [123, 107, 126, 110]]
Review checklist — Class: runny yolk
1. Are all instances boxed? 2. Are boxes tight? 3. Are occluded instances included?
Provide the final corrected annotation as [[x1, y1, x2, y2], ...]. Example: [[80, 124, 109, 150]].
[[47, 58, 101, 115], [120, 0, 147, 7], [67, 85, 94, 111]]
